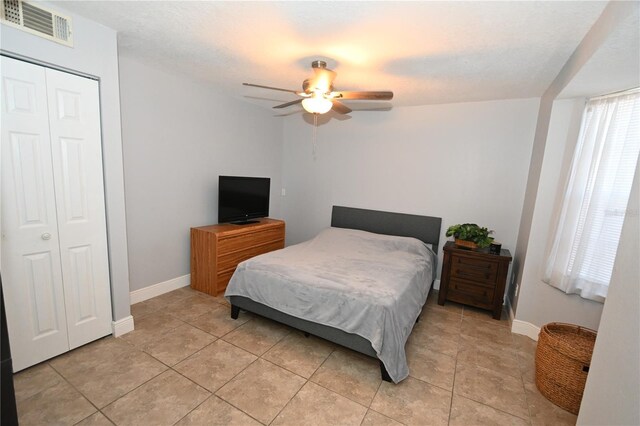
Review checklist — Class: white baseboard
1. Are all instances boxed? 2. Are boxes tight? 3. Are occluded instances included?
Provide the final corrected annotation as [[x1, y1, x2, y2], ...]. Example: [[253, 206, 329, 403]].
[[129, 274, 191, 305], [112, 315, 134, 337], [433, 279, 441, 290], [511, 319, 540, 341], [505, 292, 540, 340]]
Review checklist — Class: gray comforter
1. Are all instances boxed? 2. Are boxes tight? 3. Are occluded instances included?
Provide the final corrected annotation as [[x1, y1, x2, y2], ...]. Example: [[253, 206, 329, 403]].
[[224, 227, 435, 383]]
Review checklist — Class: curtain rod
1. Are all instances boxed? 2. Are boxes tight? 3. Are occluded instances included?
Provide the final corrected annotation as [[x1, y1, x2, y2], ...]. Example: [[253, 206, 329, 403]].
[[589, 87, 640, 101]]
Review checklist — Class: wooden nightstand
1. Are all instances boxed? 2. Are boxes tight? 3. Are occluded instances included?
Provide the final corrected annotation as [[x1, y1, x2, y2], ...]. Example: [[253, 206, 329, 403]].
[[438, 241, 512, 320]]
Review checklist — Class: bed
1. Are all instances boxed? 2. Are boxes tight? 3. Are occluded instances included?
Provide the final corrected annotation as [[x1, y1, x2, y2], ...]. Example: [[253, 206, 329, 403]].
[[225, 206, 442, 383]]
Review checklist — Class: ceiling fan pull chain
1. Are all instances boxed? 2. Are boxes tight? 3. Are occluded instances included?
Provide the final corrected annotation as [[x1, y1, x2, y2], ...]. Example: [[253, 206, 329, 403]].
[[312, 113, 318, 160]]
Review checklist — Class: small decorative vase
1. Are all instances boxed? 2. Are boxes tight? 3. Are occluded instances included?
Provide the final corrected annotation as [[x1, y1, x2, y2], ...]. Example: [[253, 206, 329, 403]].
[[455, 239, 478, 250]]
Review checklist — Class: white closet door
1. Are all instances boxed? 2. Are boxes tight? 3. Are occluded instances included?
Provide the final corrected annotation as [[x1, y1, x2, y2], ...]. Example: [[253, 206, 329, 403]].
[[0, 56, 70, 370], [45, 68, 112, 349]]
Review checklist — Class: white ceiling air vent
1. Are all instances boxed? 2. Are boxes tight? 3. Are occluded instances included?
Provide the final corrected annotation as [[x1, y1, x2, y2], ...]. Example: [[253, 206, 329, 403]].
[[1, 0, 73, 47]]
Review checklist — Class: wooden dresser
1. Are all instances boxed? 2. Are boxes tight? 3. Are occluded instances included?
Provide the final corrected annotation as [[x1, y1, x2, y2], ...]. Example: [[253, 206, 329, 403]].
[[438, 241, 512, 319], [190, 219, 285, 296]]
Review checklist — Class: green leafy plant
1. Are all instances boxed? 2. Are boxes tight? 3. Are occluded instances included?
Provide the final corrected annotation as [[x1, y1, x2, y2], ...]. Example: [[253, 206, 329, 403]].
[[446, 223, 494, 248]]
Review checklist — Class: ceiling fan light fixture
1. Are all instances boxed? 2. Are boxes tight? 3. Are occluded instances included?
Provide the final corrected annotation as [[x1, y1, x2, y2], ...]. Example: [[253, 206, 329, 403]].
[[245, 60, 393, 116], [302, 95, 332, 114]]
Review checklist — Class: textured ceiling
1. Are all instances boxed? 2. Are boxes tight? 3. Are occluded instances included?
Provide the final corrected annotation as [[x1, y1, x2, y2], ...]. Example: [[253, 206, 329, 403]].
[[56, 1, 610, 109]]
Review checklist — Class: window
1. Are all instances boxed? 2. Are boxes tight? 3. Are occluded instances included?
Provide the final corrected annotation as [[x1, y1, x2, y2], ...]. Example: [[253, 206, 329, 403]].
[[543, 89, 640, 303]]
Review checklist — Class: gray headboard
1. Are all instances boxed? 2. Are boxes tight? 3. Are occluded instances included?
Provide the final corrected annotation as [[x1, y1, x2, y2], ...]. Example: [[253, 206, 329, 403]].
[[331, 206, 442, 254]]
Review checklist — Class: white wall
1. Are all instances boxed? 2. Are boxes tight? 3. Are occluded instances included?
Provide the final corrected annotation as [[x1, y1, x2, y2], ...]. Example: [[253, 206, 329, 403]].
[[118, 56, 283, 291], [511, 1, 637, 330], [515, 99, 604, 330], [0, 5, 131, 321], [577, 160, 639, 425], [281, 98, 539, 284]]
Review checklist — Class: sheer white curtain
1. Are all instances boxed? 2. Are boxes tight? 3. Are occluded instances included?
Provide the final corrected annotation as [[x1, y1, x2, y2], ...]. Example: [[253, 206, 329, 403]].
[[543, 89, 640, 303]]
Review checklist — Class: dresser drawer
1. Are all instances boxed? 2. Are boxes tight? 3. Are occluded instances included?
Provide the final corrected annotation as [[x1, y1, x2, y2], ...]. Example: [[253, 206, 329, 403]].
[[218, 240, 284, 272], [216, 269, 235, 292], [448, 278, 494, 307], [451, 255, 497, 283], [218, 225, 284, 253]]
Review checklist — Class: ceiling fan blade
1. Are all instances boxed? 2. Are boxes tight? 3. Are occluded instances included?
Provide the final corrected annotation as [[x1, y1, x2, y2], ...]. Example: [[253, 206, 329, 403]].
[[332, 100, 352, 115], [243, 83, 300, 94], [273, 99, 303, 109], [333, 91, 394, 100]]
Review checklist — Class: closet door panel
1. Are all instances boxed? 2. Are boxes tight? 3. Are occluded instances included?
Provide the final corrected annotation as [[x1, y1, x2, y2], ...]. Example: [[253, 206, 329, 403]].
[[45, 68, 112, 348], [0, 57, 70, 371]]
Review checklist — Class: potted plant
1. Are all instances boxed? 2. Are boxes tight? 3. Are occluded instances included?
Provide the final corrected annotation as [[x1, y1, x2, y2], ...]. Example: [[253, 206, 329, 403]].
[[446, 223, 494, 249]]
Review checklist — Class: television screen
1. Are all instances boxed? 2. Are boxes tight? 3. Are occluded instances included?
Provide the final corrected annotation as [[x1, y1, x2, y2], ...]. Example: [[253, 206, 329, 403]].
[[218, 176, 270, 224]]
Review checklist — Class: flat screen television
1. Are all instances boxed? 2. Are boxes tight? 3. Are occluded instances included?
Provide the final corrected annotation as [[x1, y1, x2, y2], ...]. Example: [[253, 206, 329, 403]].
[[218, 176, 270, 224]]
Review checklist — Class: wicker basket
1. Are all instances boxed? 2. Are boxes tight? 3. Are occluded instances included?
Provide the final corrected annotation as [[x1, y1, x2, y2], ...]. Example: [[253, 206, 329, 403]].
[[535, 322, 597, 414]]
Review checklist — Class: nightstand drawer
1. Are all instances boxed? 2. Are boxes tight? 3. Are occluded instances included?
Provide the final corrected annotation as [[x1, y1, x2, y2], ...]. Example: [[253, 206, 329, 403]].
[[449, 278, 495, 302], [448, 279, 495, 307], [451, 255, 497, 283]]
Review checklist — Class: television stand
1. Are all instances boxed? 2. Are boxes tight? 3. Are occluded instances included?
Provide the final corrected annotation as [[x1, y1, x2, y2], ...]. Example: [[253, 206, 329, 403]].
[[230, 220, 259, 225], [190, 219, 285, 295]]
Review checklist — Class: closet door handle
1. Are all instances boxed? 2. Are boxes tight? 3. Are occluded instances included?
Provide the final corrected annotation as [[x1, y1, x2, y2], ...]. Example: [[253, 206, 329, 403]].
[[41, 233, 52, 240]]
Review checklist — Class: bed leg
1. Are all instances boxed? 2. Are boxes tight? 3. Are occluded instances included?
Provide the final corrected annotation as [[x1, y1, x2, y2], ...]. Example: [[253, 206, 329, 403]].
[[231, 305, 240, 320], [380, 361, 392, 383]]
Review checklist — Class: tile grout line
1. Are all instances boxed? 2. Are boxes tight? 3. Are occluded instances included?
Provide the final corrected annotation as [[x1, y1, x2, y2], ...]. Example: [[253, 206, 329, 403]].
[[214, 391, 267, 426], [186, 291, 445, 424], [210, 354, 281, 425], [46, 361, 104, 425], [219, 328, 288, 358], [96, 352, 213, 425], [33, 340, 219, 422], [518, 353, 535, 425], [406, 371, 457, 395], [261, 345, 372, 425], [506, 327, 535, 424], [261, 345, 331, 383], [446, 308, 463, 425], [182, 312, 253, 339], [306, 348, 385, 409], [265, 376, 308, 425], [17, 291, 278, 425], [165, 306, 305, 424], [449, 322, 535, 423], [43, 337, 169, 425], [53, 339, 170, 418], [452, 393, 532, 422], [362, 373, 387, 425], [308, 352, 383, 410], [308, 376, 374, 412], [214, 350, 316, 424], [206, 357, 267, 425], [22, 290, 539, 425]]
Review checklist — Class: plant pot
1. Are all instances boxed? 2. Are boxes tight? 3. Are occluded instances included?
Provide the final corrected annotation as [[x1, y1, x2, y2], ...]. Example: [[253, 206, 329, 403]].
[[455, 239, 478, 250]]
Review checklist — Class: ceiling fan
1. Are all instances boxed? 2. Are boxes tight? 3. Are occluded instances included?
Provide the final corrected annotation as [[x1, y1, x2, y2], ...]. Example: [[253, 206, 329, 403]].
[[243, 60, 393, 115]]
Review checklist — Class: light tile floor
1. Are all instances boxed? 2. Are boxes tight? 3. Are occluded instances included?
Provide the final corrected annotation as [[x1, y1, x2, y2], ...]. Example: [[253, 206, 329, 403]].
[[14, 288, 578, 425]]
